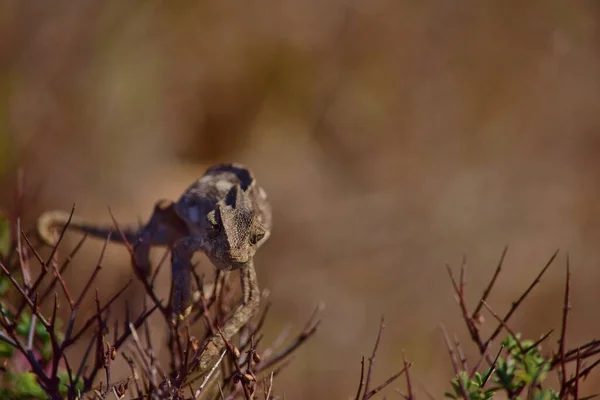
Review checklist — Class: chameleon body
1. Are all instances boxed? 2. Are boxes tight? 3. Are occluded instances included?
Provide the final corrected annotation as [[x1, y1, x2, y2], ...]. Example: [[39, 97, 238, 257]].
[[37, 163, 272, 371]]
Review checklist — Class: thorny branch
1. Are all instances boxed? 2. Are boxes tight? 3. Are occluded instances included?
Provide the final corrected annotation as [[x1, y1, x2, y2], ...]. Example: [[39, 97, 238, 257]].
[[0, 202, 322, 400], [443, 248, 600, 399], [3, 171, 600, 399]]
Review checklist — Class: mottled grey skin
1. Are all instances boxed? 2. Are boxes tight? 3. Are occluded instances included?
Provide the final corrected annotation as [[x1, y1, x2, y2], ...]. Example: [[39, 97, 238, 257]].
[[36, 163, 272, 319], [167, 164, 271, 318], [37, 163, 272, 374], [174, 164, 271, 271]]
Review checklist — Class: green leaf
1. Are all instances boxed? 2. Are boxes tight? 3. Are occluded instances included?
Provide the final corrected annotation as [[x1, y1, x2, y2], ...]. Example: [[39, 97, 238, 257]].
[[0, 213, 11, 257], [0, 339, 13, 358], [14, 372, 47, 399], [15, 313, 31, 338], [0, 277, 9, 296], [58, 370, 83, 396], [473, 371, 483, 386], [35, 321, 50, 342], [40, 341, 53, 362]]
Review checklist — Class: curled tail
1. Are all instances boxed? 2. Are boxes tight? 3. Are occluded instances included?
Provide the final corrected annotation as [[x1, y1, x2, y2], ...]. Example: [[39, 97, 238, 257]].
[[36, 210, 140, 247]]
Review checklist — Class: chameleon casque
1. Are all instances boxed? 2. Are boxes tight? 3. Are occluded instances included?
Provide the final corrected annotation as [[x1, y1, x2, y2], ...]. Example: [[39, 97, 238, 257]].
[[36, 163, 272, 371]]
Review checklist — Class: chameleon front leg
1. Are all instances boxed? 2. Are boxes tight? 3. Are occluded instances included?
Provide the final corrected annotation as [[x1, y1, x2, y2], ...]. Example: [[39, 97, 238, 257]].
[[170, 237, 205, 317], [194, 260, 260, 372]]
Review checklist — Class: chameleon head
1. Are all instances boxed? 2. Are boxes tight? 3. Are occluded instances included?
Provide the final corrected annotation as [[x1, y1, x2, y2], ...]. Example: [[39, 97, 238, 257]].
[[205, 184, 268, 270]]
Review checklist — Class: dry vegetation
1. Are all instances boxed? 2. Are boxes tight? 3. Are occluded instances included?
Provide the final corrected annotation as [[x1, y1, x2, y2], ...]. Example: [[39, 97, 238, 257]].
[[2, 1, 600, 398], [0, 183, 599, 399], [0, 189, 325, 399]]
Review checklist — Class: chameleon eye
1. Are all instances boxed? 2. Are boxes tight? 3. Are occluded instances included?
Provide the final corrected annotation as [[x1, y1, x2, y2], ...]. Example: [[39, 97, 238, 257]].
[[207, 223, 221, 239], [206, 210, 221, 237], [249, 231, 265, 245]]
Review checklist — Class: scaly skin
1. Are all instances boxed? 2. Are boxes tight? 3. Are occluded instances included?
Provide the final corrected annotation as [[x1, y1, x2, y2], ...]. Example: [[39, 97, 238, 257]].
[[36, 163, 272, 375]]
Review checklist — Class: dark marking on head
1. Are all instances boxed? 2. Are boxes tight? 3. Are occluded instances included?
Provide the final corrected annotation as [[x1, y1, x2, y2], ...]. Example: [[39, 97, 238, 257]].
[[206, 163, 254, 190], [224, 185, 241, 208]]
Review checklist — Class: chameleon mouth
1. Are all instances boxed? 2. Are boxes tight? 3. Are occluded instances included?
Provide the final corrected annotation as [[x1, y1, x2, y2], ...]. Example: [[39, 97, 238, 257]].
[[227, 255, 252, 266], [209, 250, 252, 271], [213, 258, 248, 271], [227, 248, 254, 262]]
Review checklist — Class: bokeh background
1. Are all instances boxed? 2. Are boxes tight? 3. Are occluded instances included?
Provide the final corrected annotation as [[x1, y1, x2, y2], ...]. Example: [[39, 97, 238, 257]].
[[2, 1, 600, 398]]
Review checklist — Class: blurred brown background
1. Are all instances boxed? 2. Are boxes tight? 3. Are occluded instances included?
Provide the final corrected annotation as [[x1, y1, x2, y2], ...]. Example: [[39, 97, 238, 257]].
[[2, 1, 600, 398]]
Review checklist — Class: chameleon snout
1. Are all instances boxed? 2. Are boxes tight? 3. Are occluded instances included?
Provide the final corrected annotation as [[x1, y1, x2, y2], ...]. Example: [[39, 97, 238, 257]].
[[227, 248, 254, 263], [210, 248, 254, 270]]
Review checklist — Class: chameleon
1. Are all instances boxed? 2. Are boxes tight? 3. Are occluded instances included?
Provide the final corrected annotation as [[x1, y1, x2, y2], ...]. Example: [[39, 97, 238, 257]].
[[36, 163, 272, 371]]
